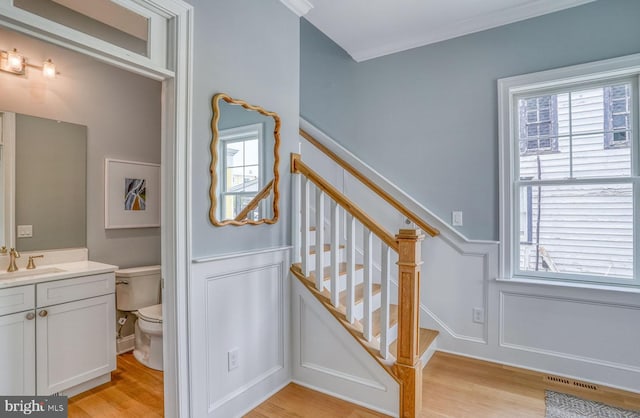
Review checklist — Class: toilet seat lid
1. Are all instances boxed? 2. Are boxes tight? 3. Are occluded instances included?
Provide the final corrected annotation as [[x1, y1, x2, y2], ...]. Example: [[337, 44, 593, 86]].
[[138, 304, 162, 322]]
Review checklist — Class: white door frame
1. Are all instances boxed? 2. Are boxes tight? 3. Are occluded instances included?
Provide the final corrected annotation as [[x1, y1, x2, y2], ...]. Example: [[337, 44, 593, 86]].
[[0, 1, 193, 416]]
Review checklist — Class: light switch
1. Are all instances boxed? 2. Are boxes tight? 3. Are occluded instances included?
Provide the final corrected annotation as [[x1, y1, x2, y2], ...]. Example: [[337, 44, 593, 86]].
[[17, 225, 33, 238], [452, 211, 463, 226]]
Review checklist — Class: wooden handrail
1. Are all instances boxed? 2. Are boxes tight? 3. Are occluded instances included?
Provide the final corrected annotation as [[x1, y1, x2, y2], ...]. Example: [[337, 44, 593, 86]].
[[292, 154, 399, 252], [300, 128, 440, 237], [233, 179, 274, 221]]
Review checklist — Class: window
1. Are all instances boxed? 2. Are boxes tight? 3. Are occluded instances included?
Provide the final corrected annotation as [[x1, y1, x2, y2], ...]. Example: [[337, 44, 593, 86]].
[[604, 84, 631, 149], [219, 124, 263, 220], [499, 56, 640, 286], [519, 95, 558, 154]]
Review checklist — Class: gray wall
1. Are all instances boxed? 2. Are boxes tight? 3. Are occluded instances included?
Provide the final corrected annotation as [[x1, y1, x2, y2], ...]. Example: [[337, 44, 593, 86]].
[[0, 27, 161, 268], [300, 0, 640, 240], [189, 0, 299, 257], [16, 114, 86, 251]]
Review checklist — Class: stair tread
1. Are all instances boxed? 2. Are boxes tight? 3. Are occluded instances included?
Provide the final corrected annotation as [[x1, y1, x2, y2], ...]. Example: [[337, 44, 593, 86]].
[[308, 244, 345, 255], [389, 328, 439, 359], [294, 262, 365, 281]]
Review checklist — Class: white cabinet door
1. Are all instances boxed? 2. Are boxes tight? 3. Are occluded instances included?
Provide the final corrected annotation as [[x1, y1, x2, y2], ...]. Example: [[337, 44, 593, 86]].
[[0, 310, 36, 395], [36, 294, 116, 395]]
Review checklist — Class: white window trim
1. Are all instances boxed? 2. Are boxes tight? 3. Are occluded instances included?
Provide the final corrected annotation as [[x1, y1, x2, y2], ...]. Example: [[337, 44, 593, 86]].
[[498, 53, 640, 287]]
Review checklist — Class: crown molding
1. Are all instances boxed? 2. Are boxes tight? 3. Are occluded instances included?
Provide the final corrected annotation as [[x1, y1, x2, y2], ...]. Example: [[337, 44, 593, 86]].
[[279, 0, 313, 17], [349, 0, 596, 62]]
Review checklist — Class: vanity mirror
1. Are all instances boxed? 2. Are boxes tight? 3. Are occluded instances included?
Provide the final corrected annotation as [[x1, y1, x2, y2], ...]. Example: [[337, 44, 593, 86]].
[[0, 112, 87, 251], [209, 93, 280, 226]]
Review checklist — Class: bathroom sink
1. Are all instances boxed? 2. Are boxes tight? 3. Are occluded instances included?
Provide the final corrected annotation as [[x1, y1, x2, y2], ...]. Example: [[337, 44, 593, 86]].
[[0, 267, 65, 280]]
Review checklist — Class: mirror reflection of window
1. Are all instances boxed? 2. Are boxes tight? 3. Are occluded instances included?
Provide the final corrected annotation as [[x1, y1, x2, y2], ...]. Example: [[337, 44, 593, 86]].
[[220, 124, 263, 220]]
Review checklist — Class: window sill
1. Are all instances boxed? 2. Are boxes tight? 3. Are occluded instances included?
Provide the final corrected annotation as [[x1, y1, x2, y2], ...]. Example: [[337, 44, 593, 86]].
[[494, 277, 640, 294]]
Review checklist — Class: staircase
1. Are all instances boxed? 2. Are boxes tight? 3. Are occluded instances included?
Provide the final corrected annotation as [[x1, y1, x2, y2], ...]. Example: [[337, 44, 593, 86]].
[[290, 142, 441, 417]]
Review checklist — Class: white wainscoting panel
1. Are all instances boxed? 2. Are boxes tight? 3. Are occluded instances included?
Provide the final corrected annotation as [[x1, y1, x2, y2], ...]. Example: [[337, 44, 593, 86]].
[[292, 279, 399, 417], [500, 291, 640, 371], [190, 248, 290, 418]]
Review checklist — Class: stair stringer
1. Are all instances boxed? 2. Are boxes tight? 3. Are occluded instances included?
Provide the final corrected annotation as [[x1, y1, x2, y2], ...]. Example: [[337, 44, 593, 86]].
[[291, 276, 400, 417]]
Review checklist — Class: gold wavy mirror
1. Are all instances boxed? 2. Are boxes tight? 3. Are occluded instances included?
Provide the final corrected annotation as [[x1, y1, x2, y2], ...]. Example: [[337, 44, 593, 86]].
[[209, 93, 280, 226]]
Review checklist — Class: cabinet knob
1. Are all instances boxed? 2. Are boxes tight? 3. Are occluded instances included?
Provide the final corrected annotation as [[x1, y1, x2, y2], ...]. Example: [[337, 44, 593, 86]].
[[38, 310, 48, 317], [25, 312, 35, 320]]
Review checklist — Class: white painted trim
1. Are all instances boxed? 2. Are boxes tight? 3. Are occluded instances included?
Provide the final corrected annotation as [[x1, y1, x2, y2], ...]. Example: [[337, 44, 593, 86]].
[[349, 0, 596, 62], [421, 304, 487, 345], [299, 118, 499, 249], [279, 0, 313, 17], [211, 365, 285, 411], [0, 112, 15, 249], [292, 380, 397, 418], [234, 380, 291, 418], [192, 245, 292, 264], [116, 334, 135, 354], [0, 0, 173, 79], [435, 348, 640, 395], [300, 362, 386, 391], [495, 277, 640, 294]]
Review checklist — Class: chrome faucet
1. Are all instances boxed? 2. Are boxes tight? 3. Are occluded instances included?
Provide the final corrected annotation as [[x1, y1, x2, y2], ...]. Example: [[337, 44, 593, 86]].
[[7, 248, 20, 272]]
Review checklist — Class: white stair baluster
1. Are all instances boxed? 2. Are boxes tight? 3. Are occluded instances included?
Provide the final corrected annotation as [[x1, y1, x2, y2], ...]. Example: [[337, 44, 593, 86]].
[[346, 214, 356, 324], [301, 178, 311, 276], [363, 229, 373, 341], [315, 189, 325, 290], [380, 244, 391, 359], [292, 173, 301, 264], [330, 201, 340, 307]]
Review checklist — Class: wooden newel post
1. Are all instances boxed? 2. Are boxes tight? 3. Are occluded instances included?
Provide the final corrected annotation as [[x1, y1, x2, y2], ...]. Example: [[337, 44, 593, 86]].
[[395, 228, 424, 417]]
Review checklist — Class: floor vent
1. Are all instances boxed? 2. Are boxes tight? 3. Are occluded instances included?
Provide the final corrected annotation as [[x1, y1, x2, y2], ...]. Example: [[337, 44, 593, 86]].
[[545, 375, 599, 391]]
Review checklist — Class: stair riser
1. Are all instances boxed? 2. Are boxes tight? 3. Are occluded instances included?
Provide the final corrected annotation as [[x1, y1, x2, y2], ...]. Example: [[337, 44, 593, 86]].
[[334, 289, 382, 320], [320, 269, 364, 293], [302, 247, 345, 270]]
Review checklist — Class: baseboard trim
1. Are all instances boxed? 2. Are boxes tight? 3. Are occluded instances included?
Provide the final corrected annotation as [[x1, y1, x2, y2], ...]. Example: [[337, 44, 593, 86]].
[[434, 349, 640, 396], [292, 379, 398, 417], [117, 335, 135, 354], [63, 374, 111, 398], [235, 379, 292, 418]]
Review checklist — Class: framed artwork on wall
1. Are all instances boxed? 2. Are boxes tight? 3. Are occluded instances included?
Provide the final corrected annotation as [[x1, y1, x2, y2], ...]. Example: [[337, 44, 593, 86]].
[[105, 158, 160, 229]]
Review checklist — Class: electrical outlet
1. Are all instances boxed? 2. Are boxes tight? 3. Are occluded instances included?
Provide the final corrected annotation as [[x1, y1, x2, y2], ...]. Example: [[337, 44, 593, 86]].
[[228, 348, 239, 371], [17, 225, 33, 238], [472, 308, 485, 324], [452, 211, 463, 226]]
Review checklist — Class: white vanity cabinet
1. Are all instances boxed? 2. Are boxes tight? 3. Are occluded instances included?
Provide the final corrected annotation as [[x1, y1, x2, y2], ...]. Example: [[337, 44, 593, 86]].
[[36, 272, 116, 395], [0, 285, 36, 395], [0, 270, 116, 396]]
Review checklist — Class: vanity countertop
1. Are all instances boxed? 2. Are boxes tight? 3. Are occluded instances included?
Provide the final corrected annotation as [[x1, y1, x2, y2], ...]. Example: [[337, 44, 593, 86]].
[[0, 260, 118, 288]]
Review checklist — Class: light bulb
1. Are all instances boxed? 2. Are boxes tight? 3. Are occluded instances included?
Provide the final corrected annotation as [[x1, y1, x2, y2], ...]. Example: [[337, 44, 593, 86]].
[[7, 48, 24, 73], [42, 59, 56, 79]]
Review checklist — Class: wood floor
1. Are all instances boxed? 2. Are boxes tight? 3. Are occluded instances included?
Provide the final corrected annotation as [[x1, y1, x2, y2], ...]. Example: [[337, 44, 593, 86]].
[[249, 351, 640, 417], [68, 352, 164, 417], [67, 351, 640, 417]]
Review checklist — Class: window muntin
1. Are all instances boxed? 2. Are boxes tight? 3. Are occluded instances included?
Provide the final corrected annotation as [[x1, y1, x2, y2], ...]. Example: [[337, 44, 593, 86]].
[[508, 75, 638, 286]]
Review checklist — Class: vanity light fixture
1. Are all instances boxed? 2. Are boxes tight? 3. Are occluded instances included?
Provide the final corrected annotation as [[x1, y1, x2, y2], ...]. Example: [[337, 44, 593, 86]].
[[0, 47, 59, 78], [42, 59, 56, 79], [1, 48, 25, 74]]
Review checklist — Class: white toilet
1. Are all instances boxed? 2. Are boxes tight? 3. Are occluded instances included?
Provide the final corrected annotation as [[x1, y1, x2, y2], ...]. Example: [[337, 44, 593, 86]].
[[115, 265, 164, 371]]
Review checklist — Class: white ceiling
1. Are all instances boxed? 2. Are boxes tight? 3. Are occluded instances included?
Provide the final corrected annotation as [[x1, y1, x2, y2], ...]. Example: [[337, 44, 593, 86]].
[[302, 0, 596, 62]]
